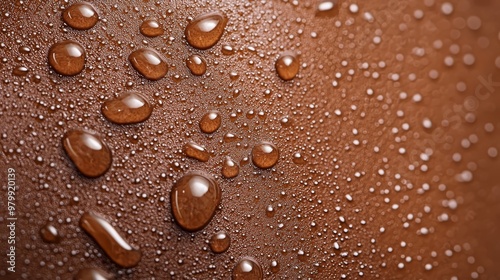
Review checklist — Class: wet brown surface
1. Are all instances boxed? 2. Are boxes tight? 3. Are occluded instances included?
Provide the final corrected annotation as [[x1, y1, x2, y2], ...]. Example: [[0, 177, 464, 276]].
[[1, 0, 500, 279]]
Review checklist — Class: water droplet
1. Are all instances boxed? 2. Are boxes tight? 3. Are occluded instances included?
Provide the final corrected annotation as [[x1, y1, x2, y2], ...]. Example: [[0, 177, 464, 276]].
[[252, 142, 279, 169], [140, 19, 163, 37], [101, 92, 153, 124], [186, 54, 207, 76], [12, 66, 28, 76], [316, 0, 339, 17], [209, 231, 230, 253], [221, 44, 235, 55], [129, 48, 168, 81], [222, 156, 239, 178], [62, 130, 112, 178], [232, 257, 263, 280], [40, 224, 61, 243], [275, 53, 299, 81], [62, 2, 98, 30], [183, 142, 210, 162], [292, 152, 307, 165], [199, 110, 221, 133], [74, 268, 113, 280], [185, 11, 228, 50], [170, 171, 221, 231], [80, 212, 142, 268], [48, 41, 86, 76]]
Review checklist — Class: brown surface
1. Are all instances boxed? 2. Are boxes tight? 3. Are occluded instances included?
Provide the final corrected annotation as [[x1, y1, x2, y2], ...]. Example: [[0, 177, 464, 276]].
[[1, 0, 500, 279]]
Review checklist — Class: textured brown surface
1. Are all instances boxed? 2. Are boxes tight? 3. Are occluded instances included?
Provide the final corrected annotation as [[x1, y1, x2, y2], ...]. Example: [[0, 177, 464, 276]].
[[1, 0, 500, 279]]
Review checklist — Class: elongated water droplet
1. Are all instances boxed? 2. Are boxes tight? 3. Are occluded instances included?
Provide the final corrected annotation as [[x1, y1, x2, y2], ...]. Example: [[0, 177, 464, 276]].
[[199, 110, 221, 133], [80, 212, 142, 268], [140, 19, 163, 37], [210, 231, 230, 253], [62, 130, 112, 178], [221, 44, 235, 55], [275, 53, 299, 81], [62, 2, 99, 30], [186, 54, 207, 76], [40, 224, 61, 243], [222, 156, 239, 178], [252, 142, 279, 169], [232, 257, 263, 280], [101, 93, 153, 124], [13, 66, 28, 76], [48, 41, 86, 76], [170, 171, 221, 231], [74, 268, 113, 280], [316, 0, 340, 17], [185, 11, 228, 50], [129, 48, 168, 80], [183, 142, 210, 162]]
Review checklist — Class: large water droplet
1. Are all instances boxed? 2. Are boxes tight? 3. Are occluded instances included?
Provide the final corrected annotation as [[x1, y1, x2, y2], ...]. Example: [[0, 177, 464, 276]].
[[183, 142, 210, 162], [40, 224, 61, 243], [185, 11, 228, 50], [275, 53, 299, 81], [251, 142, 279, 169], [222, 156, 239, 178], [170, 171, 221, 232], [186, 54, 207, 76], [199, 110, 221, 133], [140, 19, 163, 37], [48, 41, 86, 76], [101, 93, 153, 124], [316, 0, 340, 17], [129, 48, 168, 81], [232, 257, 263, 280], [209, 231, 230, 253], [74, 268, 113, 280], [62, 2, 98, 30], [62, 130, 112, 178], [80, 212, 142, 268]]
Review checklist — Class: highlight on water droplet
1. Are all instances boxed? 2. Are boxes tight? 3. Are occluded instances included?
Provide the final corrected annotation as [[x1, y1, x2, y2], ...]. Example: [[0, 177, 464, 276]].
[[275, 52, 299, 81], [101, 92, 153, 124], [186, 54, 207, 76], [129, 48, 168, 80], [251, 142, 279, 169], [316, 0, 340, 17], [62, 2, 99, 30], [232, 257, 263, 280], [74, 267, 113, 280], [199, 110, 221, 133], [48, 40, 86, 76], [185, 11, 228, 50]]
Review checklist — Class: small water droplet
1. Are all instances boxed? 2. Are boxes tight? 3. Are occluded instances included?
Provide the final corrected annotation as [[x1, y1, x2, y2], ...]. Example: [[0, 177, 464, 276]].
[[170, 171, 221, 231], [183, 142, 210, 162], [275, 53, 299, 81], [40, 224, 61, 243], [232, 257, 263, 280], [80, 212, 142, 268], [316, 0, 339, 17], [209, 231, 230, 253], [140, 19, 163, 37], [252, 142, 279, 169], [74, 268, 113, 280], [12, 66, 28, 76], [221, 44, 235, 55], [292, 152, 307, 165], [129, 48, 168, 80], [62, 130, 112, 177], [199, 110, 221, 133], [222, 156, 239, 178], [185, 11, 228, 50], [62, 2, 99, 30], [101, 92, 153, 124], [186, 54, 207, 76], [48, 41, 85, 76]]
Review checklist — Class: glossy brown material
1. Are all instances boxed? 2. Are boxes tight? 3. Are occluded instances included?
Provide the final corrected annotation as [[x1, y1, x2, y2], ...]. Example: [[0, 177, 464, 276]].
[[128, 48, 168, 80], [183, 141, 210, 162], [199, 110, 221, 133], [251, 142, 279, 169], [140, 19, 163, 37], [79, 212, 142, 268], [101, 93, 153, 124], [48, 41, 86, 76], [185, 11, 228, 50], [62, 130, 112, 178], [62, 2, 98, 30]]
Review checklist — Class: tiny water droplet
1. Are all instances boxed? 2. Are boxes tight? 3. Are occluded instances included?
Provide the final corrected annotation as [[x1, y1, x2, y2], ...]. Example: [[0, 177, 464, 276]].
[[199, 110, 221, 133], [62, 130, 112, 178], [129, 48, 168, 80], [209, 231, 230, 253], [40, 224, 61, 243], [48, 41, 85, 76], [316, 0, 339, 17], [222, 156, 239, 178], [252, 142, 279, 169], [183, 142, 210, 162], [140, 19, 163, 37], [62, 2, 98, 30], [101, 92, 153, 124], [232, 257, 263, 280], [170, 171, 221, 231], [80, 212, 142, 268], [185, 11, 228, 50], [74, 268, 113, 280], [186, 54, 207, 76], [275, 53, 299, 81]]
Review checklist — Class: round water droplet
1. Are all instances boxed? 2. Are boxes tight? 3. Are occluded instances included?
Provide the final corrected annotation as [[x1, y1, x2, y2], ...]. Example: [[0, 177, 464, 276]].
[[209, 231, 230, 253], [140, 19, 163, 37], [275, 53, 299, 81], [185, 11, 228, 50], [12, 66, 28, 76], [74, 268, 113, 280], [186, 54, 207, 76], [252, 142, 279, 169], [232, 257, 263, 280], [170, 171, 221, 232], [222, 156, 239, 178], [62, 2, 98, 30], [80, 212, 142, 268], [183, 142, 210, 162], [221, 44, 235, 55], [199, 110, 221, 133], [101, 93, 153, 124], [316, 0, 339, 17], [40, 224, 61, 243], [129, 48, 168, 81], [48, 41, 86, 76], [62, 130, 112, 178]]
